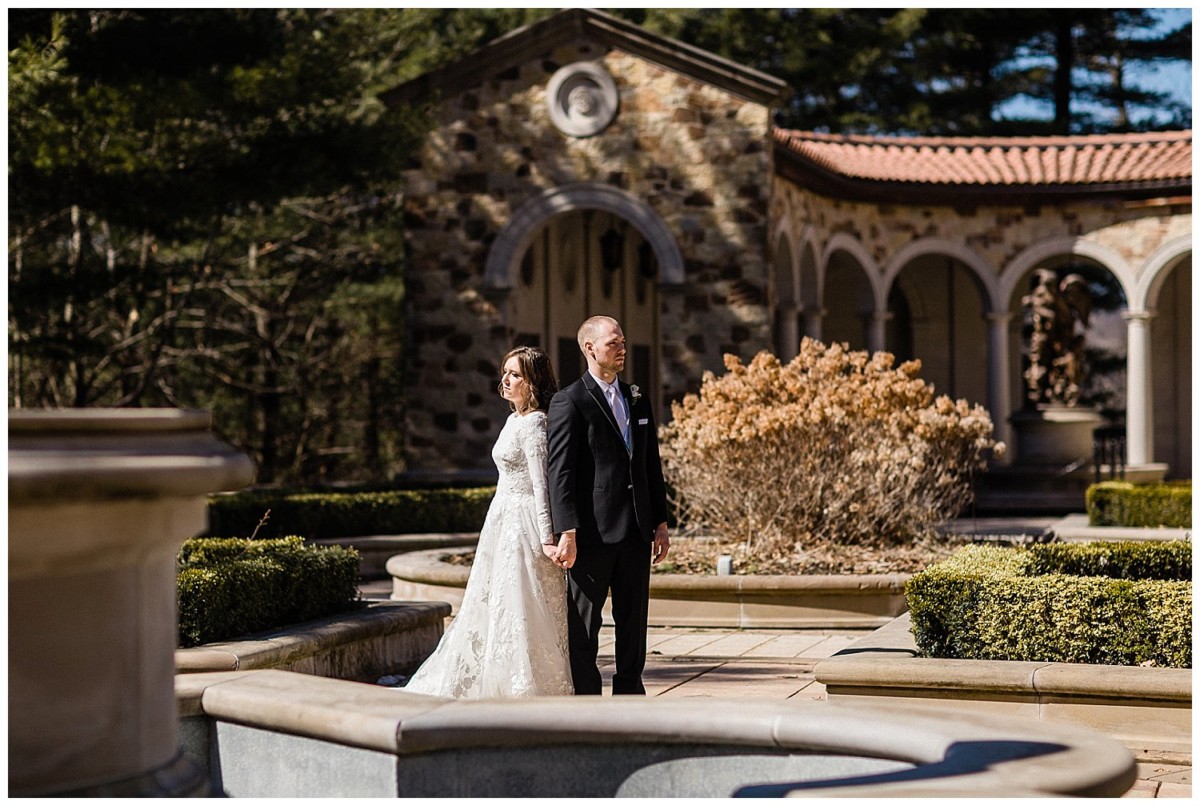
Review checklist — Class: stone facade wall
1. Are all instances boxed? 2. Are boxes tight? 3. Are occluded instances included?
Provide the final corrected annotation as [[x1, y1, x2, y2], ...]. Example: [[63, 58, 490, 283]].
[[402, 43, 774, 471]]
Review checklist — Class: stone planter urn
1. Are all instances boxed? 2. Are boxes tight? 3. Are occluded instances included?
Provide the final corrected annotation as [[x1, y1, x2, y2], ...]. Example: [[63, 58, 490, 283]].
[[1009, 405, 1103, 468], [980, 405, 1111, 512], [8, 409, 254, 796]]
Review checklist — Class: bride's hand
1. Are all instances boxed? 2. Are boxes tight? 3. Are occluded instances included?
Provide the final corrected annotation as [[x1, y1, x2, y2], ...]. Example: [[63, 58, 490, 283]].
[[541, 543, 563, 566]]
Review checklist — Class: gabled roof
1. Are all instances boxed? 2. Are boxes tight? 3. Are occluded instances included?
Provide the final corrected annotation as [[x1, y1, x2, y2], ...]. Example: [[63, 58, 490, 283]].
[[383, 8, 791, 107], [775, 129, 1192, 204]]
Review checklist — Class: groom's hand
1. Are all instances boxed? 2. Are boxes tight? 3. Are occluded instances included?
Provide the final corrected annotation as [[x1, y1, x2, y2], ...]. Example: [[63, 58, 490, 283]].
[[557, 531, 577, 569], [651, 523, 670, 564]]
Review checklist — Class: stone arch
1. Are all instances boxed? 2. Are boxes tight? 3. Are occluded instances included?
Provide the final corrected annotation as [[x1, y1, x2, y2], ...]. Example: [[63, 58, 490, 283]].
[[883, 238, 994, 405], [890, 270, 931, 320], [1001, 236, 1135, 309], [484, 183, 684, 289], [1137, 234, 1191, 477], [1135, 233, 1192, 312], [797, 228, 820, 312], [820, 232, 882, 308], [821, 233, 880, 351], [770, 222, 801, 360], [771, 219, 800, 306], [1001, 235, 1133, 440], [882, 237, 999, 312]]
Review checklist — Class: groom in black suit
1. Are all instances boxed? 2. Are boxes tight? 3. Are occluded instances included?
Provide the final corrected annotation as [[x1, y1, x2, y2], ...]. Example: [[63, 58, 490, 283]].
[[547, 315, 670, 695]]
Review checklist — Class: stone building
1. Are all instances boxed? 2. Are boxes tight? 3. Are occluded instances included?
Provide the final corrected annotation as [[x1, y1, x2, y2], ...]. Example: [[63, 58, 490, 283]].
[[387, 8, 1191, 485]]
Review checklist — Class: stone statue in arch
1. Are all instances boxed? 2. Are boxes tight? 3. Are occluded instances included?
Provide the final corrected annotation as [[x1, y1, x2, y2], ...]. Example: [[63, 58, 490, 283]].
[[1022, 269, 1092, 407]]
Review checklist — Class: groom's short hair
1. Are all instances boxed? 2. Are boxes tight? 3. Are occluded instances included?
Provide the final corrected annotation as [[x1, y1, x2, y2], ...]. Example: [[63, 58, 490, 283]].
[[577, 315, 619, 353]]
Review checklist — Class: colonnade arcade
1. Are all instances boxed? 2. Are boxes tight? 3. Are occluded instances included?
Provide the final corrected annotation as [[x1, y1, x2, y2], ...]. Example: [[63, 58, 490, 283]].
[[770, 221, 1192, 478]]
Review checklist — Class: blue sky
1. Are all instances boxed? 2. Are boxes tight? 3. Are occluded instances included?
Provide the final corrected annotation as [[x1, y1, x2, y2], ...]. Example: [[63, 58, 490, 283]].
[[996, 7, 1192, 128], [1124, 8, 1191, 118]]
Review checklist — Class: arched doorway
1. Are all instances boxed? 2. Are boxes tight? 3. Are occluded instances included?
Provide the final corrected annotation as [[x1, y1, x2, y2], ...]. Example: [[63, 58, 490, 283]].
[[486, 184, 683, 415], [509, 209, 660, 407]]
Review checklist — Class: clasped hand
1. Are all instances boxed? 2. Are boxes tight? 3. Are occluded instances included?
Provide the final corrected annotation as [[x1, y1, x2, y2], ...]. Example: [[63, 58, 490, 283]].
[[541, 532, 577, 569]]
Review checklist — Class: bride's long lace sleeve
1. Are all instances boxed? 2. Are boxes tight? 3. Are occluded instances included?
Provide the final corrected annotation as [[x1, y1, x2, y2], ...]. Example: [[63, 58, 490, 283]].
[[521, 412, 556, 545]]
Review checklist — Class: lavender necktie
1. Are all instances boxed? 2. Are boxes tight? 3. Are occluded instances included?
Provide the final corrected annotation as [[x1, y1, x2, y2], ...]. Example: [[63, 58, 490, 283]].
[[607, 385, 631, 450]]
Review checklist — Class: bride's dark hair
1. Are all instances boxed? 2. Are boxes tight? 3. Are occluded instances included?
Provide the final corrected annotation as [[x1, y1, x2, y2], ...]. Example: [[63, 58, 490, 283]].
[[499, 345, 559, 414]]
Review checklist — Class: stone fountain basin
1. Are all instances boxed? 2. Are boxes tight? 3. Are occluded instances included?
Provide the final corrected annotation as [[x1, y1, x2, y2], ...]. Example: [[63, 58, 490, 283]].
[[177, 669, 1135, 797]]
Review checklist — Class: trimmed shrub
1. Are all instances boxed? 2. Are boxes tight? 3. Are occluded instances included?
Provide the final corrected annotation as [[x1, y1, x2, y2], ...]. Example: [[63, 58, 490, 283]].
[[177, 536, 362, 648], [1026, 540, 1191, 581], [1087, 480, 1192, 528], [906, 542, 1191, 668], [207, 487, 496, 540], [659, 341, 1001, 554]]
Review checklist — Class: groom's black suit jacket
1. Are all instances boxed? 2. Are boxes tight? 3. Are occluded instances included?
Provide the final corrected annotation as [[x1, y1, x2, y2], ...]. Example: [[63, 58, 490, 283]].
[[547, 373, 668, 545]]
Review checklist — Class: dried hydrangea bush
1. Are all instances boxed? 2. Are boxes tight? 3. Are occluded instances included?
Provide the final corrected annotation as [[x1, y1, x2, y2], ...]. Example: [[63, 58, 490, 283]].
[[659, 339, 1003, 567]]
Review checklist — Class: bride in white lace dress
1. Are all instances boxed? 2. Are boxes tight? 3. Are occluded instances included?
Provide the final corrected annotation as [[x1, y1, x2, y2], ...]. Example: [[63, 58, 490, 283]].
[[403, 346, 574, 697]]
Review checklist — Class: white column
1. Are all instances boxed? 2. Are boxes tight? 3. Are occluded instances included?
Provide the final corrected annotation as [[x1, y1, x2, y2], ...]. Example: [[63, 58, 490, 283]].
[[985, 311, 1013, 460], [776, 303, 800, 361], [802, 306, 825, 343], [867, 310, 891, 354], [1123, 310, 1155, 466]]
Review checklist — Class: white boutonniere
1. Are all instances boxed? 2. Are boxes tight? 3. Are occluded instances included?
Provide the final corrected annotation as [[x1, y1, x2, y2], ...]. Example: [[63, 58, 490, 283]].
[[629, 384, 641, 405]]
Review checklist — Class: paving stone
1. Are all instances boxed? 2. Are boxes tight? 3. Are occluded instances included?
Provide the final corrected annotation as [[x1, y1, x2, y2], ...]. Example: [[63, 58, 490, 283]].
[[590, 657, 719, 696], [647, 632, 730, 656], [1156, 782, 1192, 798], [1121, 779, 1159, 798], [633, 659, 724, 697], [657, 662, 813, 700], [675, 631, 777, 657], [787, 679, 827, 701], [1140, 766, 1191, 785], [800, 634, 862, 657], [738, 633, 832, 658]]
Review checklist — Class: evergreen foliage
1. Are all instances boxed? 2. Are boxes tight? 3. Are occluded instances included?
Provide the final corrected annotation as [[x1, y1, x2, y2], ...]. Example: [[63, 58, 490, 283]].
[[207, 487, 497, 540], [176, 535, 362, 648], [626, 8, 1190, 134], [9, 11, 429, 482], [1086, 481, 1193, 528], [906, 542, 1191, 668]]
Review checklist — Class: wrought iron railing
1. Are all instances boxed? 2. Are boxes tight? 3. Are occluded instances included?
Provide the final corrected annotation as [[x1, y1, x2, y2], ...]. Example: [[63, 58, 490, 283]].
[[1092, 425, 1126, 484]]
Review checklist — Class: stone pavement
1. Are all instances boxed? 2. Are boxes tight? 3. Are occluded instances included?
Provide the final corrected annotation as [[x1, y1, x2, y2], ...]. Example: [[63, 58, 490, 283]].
[[599, 624, 1192, 799]]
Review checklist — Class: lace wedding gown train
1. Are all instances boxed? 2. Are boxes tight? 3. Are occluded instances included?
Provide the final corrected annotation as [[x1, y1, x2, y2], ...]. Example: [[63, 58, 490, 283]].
[[403, 410, 573, 698]]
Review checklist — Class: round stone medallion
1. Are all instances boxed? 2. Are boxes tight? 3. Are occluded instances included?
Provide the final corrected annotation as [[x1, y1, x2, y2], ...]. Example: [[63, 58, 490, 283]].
[[546, 62, 619, 138]]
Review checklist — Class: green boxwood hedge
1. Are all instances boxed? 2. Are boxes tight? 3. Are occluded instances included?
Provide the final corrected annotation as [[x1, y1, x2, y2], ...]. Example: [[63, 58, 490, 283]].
[[905, 541, 1191, 668], [206, 487, 496, 540], [177, 536, 362, 648], [1086, 480, 1192, 528]]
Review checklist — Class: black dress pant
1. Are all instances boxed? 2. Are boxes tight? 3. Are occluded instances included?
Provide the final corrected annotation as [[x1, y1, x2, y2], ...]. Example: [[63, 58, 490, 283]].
[[566, 534, 651, 695]]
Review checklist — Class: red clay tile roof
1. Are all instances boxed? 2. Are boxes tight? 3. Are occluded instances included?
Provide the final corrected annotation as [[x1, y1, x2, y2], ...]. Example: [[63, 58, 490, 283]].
[[774, 129, 1192, 188]]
